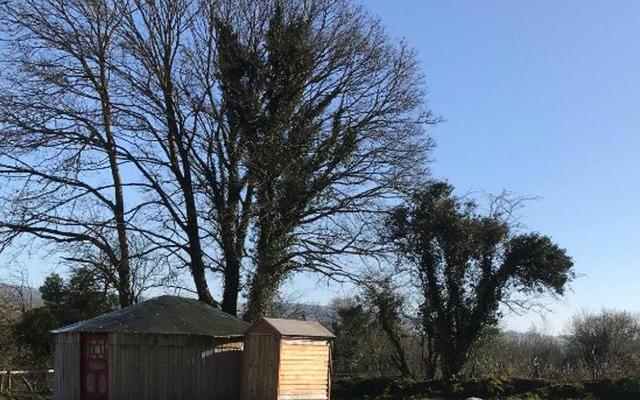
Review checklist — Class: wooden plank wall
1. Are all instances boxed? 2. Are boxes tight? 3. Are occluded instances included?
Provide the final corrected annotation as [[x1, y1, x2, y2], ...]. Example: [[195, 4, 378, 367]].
[[241, 333, 280, 400], [277, 339, 330, 400], [108, 333, 243, 400], [53, 333, 81, 400]]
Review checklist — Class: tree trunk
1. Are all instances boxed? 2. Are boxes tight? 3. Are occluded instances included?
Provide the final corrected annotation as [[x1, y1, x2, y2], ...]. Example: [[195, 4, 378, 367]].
[[186, 222, 217, 307], [422, 336, 438, 380], [218, 186, 251, 316], [243, 184, 288, 322], [179, 130, 216, 308], [112, 171, 132, 308], [243, 231, 287, 322], [162, 80, 217, 308], [221, 253, 241, 315], [243, 265, 282, 323], [99, 63, 132, 308], [438, 337, 472, 381], [389, 333, 413, 379], [106, 126, 132, 308]]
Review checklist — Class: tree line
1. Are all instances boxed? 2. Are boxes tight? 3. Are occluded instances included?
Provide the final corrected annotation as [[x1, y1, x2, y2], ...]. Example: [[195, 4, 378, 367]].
[[2, 274, 639, 386], [0, 0, 577, 383], [328, 299, 640, 383]]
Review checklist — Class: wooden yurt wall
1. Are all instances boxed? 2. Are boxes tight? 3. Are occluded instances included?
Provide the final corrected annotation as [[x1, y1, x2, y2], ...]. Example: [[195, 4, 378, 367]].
[[53, 332, 81, 400], [278, 339, 331, 400], [241, 332, 281, 400], [108, 333, 243, 400]]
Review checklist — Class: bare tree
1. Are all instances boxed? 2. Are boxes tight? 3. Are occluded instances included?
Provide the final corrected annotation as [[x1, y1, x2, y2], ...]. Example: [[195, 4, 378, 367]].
[[568, 310, 640, 380], [106, 0, 222, 306], [364, 279, 414, 378], [110, 0, 433, 316], [0, 0, 433, 316], [0, 269, 38, 368], [0, 0, 138, 307], [0, 0, 219, 308]]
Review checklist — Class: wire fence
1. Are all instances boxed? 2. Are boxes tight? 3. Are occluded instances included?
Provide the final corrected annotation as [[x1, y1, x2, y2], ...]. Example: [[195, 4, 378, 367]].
[[0, 369, 53, 393]]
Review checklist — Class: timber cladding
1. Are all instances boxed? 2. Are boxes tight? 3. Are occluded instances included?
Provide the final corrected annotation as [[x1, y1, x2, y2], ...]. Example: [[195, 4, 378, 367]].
[[108, 333, 243, 400], [241, 333, 281, 400], [51, 296, 335, 400], [53, 333, 81, 400], [54, 332, 244, 400], [278, 339, 331, 400], [241, 318, 335, 400], [51, 296, 249, 400]]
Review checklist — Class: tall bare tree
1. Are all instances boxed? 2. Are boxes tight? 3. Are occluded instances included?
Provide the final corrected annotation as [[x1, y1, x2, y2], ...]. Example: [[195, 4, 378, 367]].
[[106, 0, 220, 306], [0, 0, 136, 307], [0, 0, 433, 316]]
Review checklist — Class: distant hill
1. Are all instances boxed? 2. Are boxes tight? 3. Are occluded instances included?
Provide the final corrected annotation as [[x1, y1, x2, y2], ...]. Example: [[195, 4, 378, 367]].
[[274, 302, 335, 324]]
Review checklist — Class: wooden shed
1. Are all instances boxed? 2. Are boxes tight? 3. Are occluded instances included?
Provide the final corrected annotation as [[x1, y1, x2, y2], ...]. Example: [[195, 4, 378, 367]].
[[241, 318, 335, 400], [52, 295, 250, 400]]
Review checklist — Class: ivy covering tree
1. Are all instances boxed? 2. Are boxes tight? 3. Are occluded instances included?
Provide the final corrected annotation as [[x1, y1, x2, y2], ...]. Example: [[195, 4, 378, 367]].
[[209, 1, 433, 321], [385, 182, 574, 379]]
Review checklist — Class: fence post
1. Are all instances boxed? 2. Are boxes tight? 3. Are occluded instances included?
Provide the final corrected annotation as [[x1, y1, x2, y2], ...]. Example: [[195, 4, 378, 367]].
[[7, 371, 11, 391]]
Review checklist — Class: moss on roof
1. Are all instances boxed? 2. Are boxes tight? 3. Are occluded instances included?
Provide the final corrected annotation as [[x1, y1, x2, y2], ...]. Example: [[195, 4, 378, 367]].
[[52, 295, 250, 337]]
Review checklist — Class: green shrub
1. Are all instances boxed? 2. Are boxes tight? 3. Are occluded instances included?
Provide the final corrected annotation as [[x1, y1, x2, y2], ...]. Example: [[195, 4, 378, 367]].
[[543, 382, 586, 398], [613, 377, 640, 399], [587, 377, 640, 400], [463, 377, 505, 397], [502, 395, 540, 400], [448, 380, 464, 395]]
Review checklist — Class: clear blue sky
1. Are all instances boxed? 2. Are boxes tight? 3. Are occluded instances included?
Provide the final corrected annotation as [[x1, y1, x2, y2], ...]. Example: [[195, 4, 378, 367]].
[[3, 1, 639, 334], [290, 0, 640, 333]]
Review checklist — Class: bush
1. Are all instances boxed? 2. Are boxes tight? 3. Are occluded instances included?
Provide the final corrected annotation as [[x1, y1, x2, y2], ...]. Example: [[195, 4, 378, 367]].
[[503, 395, 541, 400], [332, 376, 640, 400], [586, 377, 640, 400], [611, 377, 640, 399], [464, 377, 505, 397], [539, 382, 586, 398]]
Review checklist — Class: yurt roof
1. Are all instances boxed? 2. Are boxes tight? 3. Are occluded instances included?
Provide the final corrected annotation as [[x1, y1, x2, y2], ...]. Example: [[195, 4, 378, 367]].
[[52, 295, 250, 337]]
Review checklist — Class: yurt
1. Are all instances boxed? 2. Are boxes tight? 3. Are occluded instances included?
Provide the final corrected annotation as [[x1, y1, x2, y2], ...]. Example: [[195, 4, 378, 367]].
[[52, 295, 250, 400]]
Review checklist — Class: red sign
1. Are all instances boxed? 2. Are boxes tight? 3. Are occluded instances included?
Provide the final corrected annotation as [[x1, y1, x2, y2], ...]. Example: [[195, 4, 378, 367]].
[[81, 334, 108, 400]]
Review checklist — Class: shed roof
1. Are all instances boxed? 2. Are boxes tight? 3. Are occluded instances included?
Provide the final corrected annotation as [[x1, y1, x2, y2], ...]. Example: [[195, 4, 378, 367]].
[[51, 295, 250, 337], [258, 317, 335, 338]]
